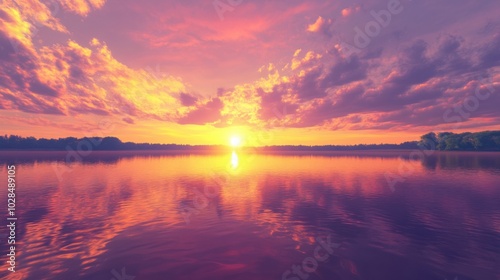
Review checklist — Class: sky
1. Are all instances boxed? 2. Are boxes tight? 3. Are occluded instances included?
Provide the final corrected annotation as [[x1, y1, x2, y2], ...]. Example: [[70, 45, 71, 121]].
[[0, 0, 499, 146]]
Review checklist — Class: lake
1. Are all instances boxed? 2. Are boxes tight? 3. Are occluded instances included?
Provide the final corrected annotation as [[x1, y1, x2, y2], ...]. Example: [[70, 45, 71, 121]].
[[1, 150, 499, 280]]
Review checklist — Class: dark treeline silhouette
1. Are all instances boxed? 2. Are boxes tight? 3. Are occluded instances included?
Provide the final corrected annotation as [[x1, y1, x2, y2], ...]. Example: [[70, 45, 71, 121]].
[[418, 131, 500, 151], [256, 142, 419, 151], [0, 135, 419, 151], [0, 131, 499, 151], [0, 135, 223, 151]]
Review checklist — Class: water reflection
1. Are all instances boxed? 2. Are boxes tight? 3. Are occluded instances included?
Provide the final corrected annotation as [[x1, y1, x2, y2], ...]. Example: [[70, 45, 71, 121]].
[[2, 150, 500, 172], [0, 151, 499, 280], [231, 150, 239, 169]]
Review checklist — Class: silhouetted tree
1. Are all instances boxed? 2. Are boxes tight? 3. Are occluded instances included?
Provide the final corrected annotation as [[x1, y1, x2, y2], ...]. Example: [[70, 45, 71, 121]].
[[418, 131, 500, 151], [1, 132, 500, 151]]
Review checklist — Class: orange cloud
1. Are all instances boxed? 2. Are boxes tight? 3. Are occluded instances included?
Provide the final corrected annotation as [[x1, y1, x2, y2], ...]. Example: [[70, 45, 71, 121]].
[[0, 3, 191, 121], [341, 5, 361, 17], [306, 16, 333, 35], [2, 0, 67, 33], [291, 50, 322, 70], [58, 0, 107, 16], [307, 16, 326, 32]]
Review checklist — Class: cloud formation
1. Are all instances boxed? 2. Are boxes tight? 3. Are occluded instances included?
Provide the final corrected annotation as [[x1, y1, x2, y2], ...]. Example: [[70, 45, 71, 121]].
[[0, 1, 203, 123], [0, 0, 499, 138]]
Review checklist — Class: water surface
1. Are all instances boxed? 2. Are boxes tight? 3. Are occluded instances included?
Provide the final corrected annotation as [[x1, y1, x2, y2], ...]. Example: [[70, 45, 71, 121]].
[[1, 151, 499, 280]]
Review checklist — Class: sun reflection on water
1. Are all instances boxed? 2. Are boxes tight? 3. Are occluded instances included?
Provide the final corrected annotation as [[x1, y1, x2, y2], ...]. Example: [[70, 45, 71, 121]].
[[231, 150, 239, 169]]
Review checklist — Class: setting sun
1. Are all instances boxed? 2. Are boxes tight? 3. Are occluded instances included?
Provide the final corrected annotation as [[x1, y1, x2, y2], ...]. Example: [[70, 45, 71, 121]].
[[229, 135, 242, 147]]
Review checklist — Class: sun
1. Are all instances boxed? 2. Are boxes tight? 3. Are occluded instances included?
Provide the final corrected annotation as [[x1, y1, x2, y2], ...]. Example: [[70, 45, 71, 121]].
[[229, 135, 242, 147]]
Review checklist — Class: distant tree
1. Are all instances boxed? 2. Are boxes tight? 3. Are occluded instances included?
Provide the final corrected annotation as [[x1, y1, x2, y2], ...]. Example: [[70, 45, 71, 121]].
[[98, 137, 123, 150], [493, 136, 500, 147], [418, 132, 438, 150], [444, 135, 460, 150], [460, 133, 475, 151], [436, 132, 452, 150]]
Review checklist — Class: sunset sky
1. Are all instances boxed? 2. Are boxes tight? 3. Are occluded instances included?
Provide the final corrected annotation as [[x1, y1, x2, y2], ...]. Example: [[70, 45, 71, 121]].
[[1, 0, 499, 145]]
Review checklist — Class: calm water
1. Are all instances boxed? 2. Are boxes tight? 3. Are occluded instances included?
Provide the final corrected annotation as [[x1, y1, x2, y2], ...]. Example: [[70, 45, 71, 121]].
[[1, 151, 500, 280]]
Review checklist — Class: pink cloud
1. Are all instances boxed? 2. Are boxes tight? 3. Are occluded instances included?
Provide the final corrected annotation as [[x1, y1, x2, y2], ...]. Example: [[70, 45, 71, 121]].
[[341, 5, 361, 17], [178, 97, 223, 125], [129, 1, 314, 46]]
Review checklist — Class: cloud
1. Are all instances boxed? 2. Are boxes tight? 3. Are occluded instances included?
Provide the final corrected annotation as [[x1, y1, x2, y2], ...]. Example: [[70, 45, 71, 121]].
[[173, 29, 498, 130], [1, 2, 192, 121], [477, 33, 500, 69], [307, 16, 334, 36], [254, 31, 500, 129], [2, 0, 67, 33], [320, 53, 367, 88], [58, 0, 107, 16], [178, 97, 223, 125], [291, 50, 322, 70], [1, 0, 499, 134], [122, 117, 135, 124], [307, 16, 325, 32], [131, 1, 314, 46], [29, 77, 59, 97], [179, 93, 198, 106], [0, 34, 188, 118], [341, 5, 361, 17]]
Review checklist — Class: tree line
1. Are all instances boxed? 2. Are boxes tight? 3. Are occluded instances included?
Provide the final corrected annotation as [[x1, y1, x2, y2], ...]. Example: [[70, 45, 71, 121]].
[[418, 131, 500, 151], [0, 135, 217, 151], [1, 131, 499, 151]]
